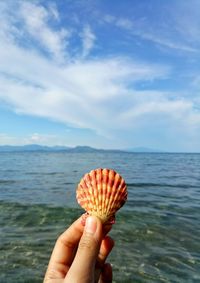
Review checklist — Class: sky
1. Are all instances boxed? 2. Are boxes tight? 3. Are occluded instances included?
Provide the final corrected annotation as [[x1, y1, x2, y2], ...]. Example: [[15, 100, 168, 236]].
[[0, 0, 200, 152]]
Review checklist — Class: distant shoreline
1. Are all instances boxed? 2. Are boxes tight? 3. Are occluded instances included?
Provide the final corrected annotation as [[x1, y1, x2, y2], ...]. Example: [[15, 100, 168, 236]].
[[0, 144, 199, 153], [0, 144, 160, 153]]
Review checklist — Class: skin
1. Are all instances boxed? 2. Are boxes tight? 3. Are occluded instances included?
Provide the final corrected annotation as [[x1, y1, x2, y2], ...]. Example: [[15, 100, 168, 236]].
[[44, 215, 114, 283]]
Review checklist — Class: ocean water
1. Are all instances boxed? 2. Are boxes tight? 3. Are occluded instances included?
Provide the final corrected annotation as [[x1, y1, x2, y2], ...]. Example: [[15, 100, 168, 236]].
[[0, 152, 200, 283]]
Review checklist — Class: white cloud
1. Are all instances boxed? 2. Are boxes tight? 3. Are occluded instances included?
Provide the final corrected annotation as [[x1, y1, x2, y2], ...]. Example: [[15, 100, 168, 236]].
[[0, 132, 63, 146], [19, 2, 70, 62], [29, 133, 48, 143], [115, 18, 133, 30], [138, 33, 198, 53], [25, 133, 60, 145], [48, 2, 60, 21], [0, 28, 171, 134], [121, 99, 192, 122], [80, 25, 96, 58]]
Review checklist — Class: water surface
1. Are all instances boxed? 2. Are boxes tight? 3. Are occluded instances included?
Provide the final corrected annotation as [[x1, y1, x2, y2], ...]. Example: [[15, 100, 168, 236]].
[[0, 152, 200, 282]]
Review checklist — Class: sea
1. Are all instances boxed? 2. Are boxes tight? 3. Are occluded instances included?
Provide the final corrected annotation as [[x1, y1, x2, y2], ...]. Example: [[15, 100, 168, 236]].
[[0, 151, 200, 283]]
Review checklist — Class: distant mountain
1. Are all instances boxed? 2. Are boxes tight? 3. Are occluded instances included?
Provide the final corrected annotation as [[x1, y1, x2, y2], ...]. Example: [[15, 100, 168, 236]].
[[0, 144, 163, 153], [0, 144, 115, 153], [68, 146, 99, 153], [0, 144, 71, 152]]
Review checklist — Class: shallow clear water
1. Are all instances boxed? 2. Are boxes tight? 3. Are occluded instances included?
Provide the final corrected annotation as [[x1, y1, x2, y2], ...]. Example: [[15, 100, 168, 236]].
[[0, 152, 200, 282]]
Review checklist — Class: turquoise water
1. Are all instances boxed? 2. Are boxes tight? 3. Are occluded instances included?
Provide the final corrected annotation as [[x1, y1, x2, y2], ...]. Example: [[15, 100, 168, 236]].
[[0, 152, 200, 282]]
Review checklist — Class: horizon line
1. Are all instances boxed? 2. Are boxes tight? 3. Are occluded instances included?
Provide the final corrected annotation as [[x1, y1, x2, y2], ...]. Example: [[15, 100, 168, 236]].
[[0, 144, 199, 154]]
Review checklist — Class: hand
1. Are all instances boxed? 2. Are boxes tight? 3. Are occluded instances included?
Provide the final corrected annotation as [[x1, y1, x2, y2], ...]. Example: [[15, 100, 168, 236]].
[[44, 215, 114, 283]]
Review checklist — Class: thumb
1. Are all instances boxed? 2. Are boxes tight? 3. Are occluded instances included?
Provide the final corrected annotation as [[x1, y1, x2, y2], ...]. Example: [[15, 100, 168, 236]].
[[66, 216, 102, 283]]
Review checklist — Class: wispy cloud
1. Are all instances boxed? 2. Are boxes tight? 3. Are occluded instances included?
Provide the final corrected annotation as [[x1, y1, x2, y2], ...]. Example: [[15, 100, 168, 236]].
[[19, 2, 70, 62], [172, 0, 200, 44], [0, 132, 62, 146], [80, 25, 96, 58], [25, 133, 60, 145], [103, 0, 200, 54]]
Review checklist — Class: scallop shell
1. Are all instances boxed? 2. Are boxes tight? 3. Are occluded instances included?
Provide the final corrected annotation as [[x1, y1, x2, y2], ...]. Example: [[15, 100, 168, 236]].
[[76, 168, 127, 224]]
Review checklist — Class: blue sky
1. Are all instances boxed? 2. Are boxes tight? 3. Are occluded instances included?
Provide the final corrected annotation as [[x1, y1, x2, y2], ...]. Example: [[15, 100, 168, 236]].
[[0, 0, 200, 151]]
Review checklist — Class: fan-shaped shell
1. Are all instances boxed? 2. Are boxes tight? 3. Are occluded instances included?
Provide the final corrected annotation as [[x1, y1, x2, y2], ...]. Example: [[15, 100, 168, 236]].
[[76, 168, 127, 224]]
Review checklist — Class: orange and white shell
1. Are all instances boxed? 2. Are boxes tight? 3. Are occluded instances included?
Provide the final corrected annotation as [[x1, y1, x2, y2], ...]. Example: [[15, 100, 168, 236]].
[[76, 168, 127, 224]]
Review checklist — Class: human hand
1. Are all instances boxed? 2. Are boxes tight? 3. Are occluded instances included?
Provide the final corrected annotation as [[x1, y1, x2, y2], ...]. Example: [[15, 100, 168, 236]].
[[44, 215, 114, 283]]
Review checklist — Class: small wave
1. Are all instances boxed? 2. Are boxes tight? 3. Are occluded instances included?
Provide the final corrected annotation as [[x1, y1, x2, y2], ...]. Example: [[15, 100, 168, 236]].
[[127, 182, 161, 187], [26, 172, 64, 176], [0, 179, 16, 184], [127, 182, 199, 189]]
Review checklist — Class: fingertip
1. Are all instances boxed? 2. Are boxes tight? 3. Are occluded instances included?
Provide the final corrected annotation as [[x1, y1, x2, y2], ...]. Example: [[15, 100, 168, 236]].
[[81, 214, 113, 238], [102, 235, 115, 251], [81, 214, 103, 230]]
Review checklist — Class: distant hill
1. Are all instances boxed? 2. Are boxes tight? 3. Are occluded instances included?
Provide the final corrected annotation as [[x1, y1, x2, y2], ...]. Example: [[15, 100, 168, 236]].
[[0, 144, 163, 153], [0, 144, 71, 152], [0, 144, 116, 153], [69, 146, 99, 153]]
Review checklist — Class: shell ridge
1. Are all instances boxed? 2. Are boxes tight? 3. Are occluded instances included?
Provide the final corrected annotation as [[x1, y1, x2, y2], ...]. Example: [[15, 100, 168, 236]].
[[107, 174, 120, 214], [97, 168, 103, 217], [110, 184, 127, 213], [111, 178, 127, 211], [106, 172, 122, 214], [90, 169, 98, 215], [102, 168, 108, 217], [85, 173, 94, 214], [104, 170, 117, 216]]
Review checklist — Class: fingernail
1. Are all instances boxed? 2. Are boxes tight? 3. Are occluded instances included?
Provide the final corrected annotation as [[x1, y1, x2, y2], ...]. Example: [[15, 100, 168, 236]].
[[85, 216, 97, 234]]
